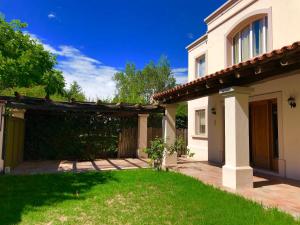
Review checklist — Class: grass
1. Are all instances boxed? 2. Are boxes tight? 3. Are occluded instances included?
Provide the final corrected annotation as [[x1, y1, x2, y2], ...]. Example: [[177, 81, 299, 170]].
[[0, 169, 299, 225]]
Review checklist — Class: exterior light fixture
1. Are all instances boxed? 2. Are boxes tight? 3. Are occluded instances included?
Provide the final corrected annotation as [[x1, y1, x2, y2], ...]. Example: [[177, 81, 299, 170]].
[[211, 107, 216, 115], [288, 96, 296, 108]]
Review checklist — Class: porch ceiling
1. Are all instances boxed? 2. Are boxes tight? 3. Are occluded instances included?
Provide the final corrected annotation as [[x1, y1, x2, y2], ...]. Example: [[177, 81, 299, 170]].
[[153, 41, 300, 104]]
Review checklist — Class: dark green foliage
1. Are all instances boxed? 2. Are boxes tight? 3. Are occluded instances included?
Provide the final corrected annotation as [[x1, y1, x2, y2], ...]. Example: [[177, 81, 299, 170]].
[[0, 85, 67, 101], [176, 115, 187, 129], [144, 137, 166, 170], [43, 70, 65, 97], [148, 113, 187, 129], [24, 110, 137, 160], [148, 113, 163, 128], [176, 102, 187, 116], [113, 56, 176, 104], [0, 15, 65, 96]]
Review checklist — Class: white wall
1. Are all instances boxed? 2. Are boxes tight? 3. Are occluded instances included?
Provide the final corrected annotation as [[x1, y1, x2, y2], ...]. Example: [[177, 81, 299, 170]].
[[250, 71, 300, 180], [187, 0, 300, 179]]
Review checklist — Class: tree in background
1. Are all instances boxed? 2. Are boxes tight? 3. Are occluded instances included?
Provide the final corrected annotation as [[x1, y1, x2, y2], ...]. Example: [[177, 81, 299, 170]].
[[43, 70, 65, 98], [0, 15, 63, 93], [113, 56, 176, 104], [113, 55, 187, 127], [0, 14, 86, 102], [65, 81, 85, 102]]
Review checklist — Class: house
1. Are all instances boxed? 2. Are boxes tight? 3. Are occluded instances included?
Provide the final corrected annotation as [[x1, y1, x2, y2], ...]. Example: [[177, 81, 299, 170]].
[[153, 0, 300, 189]]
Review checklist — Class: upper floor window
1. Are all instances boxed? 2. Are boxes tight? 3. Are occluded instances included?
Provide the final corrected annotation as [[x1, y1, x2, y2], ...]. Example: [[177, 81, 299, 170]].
[[232, 16, 268, 64], [196, 55, 206, 77]]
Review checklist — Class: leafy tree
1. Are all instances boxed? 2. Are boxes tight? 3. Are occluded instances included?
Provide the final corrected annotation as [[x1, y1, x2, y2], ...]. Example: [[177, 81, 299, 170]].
[[65, 81, 86, 102], [113, 56, 176, 104], [0, 14, 64, 95], [113, 63, 144, 103], [143, 55, 176, 102], [43, 70, 65, 97]]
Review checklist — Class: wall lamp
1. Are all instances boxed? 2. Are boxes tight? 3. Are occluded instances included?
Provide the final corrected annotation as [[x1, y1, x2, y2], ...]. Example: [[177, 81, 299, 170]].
[[288, 96, 296, 108], [211, 107, 216, 115]]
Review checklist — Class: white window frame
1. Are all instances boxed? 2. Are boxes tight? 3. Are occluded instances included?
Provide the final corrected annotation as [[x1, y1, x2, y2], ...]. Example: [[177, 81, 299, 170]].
[[232, 16, 268, 64], [195, 54, 206, 78], [194, 108, 207, 138]]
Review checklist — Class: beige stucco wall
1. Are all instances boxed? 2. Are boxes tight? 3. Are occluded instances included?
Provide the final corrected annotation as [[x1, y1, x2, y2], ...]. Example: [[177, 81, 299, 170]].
[[187, 0, 300, 179], [206, 0, 300, 72], [187, 39, 209, 160], [187, 97, 208, 160], [249, 71, 300, 180]]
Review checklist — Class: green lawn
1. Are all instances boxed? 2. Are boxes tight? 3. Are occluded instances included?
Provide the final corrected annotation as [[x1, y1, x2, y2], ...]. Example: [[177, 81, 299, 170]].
[[0, 169, 299, 225]]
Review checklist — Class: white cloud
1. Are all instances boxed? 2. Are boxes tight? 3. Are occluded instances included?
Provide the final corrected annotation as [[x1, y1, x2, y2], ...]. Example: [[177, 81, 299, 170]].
[[172, 67, 188, 84], [54, 46, 119, 100], [48, 13, 56, 19], [25, 32, 188, 100], [25, 32, 119, 101]]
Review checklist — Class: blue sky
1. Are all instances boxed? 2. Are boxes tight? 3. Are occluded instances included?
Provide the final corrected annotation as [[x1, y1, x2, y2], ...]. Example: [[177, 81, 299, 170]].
[[0, 0, 226, 99]]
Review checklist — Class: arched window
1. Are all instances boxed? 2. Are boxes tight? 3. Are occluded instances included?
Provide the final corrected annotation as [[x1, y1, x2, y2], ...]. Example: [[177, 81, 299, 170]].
[[231, 16, 268, 64]]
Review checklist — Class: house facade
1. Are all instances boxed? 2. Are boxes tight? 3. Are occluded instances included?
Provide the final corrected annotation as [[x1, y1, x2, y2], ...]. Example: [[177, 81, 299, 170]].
[[153, 0, 300, 189]]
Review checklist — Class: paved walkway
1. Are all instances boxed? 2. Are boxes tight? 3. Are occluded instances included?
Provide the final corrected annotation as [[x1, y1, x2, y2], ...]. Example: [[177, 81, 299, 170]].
[[170, 158, 300, 218], [12, 158, 149, 174]]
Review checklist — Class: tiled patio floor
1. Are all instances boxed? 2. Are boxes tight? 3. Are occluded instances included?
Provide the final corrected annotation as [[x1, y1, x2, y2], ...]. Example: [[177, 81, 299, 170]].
[[170, 158, 300, 218], [11, 158, 149, 175]]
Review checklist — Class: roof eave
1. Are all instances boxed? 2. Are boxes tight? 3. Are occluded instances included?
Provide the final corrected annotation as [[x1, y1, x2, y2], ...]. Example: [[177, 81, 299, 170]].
[[185, 34, 208, 51], [204, 0, 240, 24]]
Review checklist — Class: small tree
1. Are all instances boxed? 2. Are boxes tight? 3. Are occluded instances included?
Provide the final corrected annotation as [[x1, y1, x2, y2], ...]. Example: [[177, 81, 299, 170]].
[[144, 137, 166, 170], [43, 70, 65, 98], [65, 81, 85, 102], [144, 137, 178, 170]]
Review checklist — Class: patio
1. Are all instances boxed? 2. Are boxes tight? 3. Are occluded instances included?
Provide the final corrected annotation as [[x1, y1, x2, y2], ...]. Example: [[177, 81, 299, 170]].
[[11, 158, 149, 174], [170, 158, 300, 218]]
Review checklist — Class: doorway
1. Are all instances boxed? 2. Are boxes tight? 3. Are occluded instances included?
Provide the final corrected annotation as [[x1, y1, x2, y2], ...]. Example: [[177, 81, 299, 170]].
[[249, 99, 279, 172]]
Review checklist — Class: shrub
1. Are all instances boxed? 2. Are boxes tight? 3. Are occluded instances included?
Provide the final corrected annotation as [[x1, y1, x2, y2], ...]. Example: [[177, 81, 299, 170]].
[[145, 137, 181, 170], [144, 137, 166, 170]]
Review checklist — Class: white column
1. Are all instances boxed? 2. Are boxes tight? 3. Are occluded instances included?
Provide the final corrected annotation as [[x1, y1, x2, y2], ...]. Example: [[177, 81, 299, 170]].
[[220, 87, 253, 189], [0, 103, 6, 172], [137, 114, 149, 158], [162, 104, 177, 167]]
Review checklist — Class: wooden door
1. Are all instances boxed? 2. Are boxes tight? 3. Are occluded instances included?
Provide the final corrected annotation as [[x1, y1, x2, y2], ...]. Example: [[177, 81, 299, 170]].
[[250, 100, 272, 170]]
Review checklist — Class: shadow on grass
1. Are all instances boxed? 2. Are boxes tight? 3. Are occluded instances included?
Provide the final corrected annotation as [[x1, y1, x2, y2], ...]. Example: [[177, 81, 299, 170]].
[[0, 171, 117, 225]]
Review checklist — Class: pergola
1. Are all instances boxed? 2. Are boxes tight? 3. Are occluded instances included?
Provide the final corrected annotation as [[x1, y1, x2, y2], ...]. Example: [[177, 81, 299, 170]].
[[153, 41, 300, 189], [0, 94, 165, 172]]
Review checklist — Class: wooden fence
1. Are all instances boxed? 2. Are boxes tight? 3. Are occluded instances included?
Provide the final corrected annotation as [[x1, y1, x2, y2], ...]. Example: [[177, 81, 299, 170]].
[[118, 127, 188, 158], [4, 117, 25, 168], [117, 127, 138, 158]]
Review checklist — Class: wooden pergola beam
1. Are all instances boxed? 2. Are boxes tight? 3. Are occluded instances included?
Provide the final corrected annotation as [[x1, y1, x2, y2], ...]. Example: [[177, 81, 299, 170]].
[[0, 95, 165, 114]]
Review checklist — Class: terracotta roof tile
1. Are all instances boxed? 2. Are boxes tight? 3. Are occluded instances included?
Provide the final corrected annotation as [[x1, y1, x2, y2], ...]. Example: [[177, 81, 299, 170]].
[[153, 41, 300, 100]]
